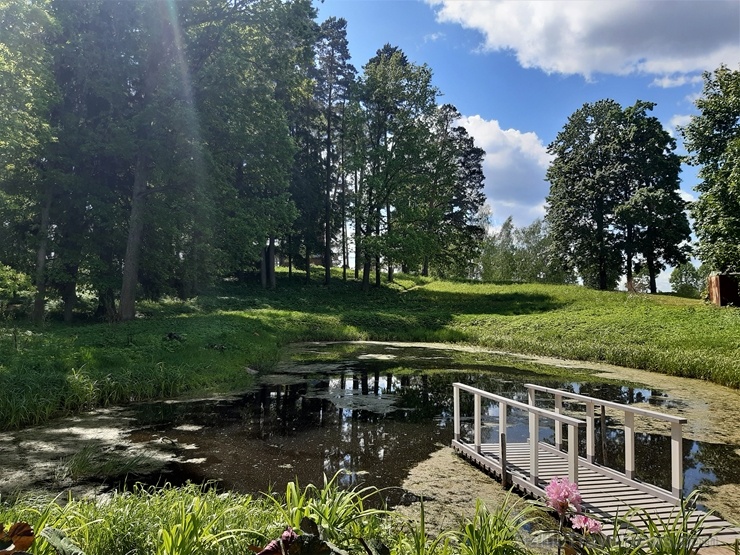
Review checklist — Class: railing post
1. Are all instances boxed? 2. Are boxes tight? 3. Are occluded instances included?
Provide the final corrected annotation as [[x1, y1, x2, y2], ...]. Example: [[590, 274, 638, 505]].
[[529, 392, 539, 485], [624, 411, 635, 480], [500, 401, 508, 455], [474, 393, 482, 454], [453, 385, 460, 441], [500, 432, 509, 488], [586, 401, 595, 463], [567, 423, 579, 483], [671, 421, 683, 499], [554, 393, 563, 451]]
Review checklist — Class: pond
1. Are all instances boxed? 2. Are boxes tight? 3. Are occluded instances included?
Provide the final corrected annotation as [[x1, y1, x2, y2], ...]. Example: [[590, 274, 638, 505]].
[[121, 342, 740, 512]]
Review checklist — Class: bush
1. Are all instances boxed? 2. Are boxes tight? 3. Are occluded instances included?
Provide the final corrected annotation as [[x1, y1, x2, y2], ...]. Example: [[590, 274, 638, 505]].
[[0, 264, 33, 319]]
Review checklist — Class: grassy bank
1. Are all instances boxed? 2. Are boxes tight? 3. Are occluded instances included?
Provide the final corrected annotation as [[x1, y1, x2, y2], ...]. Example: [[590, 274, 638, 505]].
[[1, 271, 739, 430]]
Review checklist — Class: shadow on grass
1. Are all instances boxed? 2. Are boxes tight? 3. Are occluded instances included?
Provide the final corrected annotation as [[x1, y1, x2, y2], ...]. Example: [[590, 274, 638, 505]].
[[190, 274, 565, 341]]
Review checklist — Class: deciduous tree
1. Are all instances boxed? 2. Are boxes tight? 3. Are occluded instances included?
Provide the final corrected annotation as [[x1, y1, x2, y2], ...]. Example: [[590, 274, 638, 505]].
[[680, 65, 740, 273]]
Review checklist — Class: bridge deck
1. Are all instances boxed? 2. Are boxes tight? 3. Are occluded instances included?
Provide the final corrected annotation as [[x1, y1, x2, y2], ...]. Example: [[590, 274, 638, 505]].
[[452, 439, 740, 548]]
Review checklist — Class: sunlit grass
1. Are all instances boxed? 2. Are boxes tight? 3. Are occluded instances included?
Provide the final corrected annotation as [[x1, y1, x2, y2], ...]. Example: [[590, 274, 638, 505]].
[[1, 269, 739, 430]]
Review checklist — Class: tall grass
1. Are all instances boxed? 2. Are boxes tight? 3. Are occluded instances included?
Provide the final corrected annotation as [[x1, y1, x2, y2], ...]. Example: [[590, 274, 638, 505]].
[[0, 475, 728, 555], [0, 476, 394, 555], [2, 270, 739, 430]]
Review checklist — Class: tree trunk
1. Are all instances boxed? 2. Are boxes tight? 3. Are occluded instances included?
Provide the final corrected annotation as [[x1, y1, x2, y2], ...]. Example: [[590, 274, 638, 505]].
[[61, 263, 79, 323], [32, 190, 53, 326], [260, 246, 267, 288], [354, 168, 362, 280], [120, 154, 149, 321], [96, 288, 117, 322], [422, 256, 429, 277], [305, 244, 311, 283], [268, 236, 276, 290], [625, 226, 635, 292], [288, 235, 293, 279], [362, 254, 371, 292], [597, 198, 608, 291], [324, 82, 333, 287], [341, 108, 347, 282], [375, 207, 381, 287], [386, 201, 393, 283], [62, 280, 76, 323], [648, 257, 657, 294]]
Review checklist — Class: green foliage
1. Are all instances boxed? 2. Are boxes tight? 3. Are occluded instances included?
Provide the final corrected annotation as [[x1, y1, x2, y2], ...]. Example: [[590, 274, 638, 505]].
[[581, 491, 722, 555], [265, 472, 389, 549], [40, 528, 86, 555], [479, 217, 574, 284], [0, 475, 730, 555], [0, 265, 33, 318], [395, 500, 454, 555], [55, 445, 153, 483], [3, 273, 740, 429], [623, 491, 719, 555], [669, 262, 709, 299], [681, 65, 740, 274], [546, 100, 689, 292], [456, 497, 535, 555]]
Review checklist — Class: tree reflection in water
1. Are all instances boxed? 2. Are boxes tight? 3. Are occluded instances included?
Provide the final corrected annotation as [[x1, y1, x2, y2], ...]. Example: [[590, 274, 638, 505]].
[[126, 343, 740, 501]]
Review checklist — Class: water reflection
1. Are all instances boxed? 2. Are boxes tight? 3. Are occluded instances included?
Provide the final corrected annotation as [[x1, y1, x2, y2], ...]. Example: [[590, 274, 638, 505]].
[[125, 343, 740, 499]]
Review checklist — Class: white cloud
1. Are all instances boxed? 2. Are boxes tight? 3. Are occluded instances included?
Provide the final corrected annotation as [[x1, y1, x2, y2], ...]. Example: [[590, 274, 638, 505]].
[[651, 74, 704, 89], [424, 32, 445, 42], [667, 113, 693, 139], [670, 114, 693, 130], [427, 0, 740, 79], [459, 115, 552, 226], [679, 190, 696, 204]]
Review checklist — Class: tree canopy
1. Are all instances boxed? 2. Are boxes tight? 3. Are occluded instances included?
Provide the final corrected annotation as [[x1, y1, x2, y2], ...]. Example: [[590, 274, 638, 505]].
[[0, 0, 487, 322], [546, 99, 690, 292], [681, 65, 740, 274]]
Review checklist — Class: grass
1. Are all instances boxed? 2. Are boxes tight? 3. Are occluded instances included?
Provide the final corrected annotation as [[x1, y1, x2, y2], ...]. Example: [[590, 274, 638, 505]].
[[1, 268, 739, 430]]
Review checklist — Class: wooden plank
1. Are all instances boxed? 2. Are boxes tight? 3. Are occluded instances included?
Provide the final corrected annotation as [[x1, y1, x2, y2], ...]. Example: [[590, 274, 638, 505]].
[[452, 439, 740, 547]]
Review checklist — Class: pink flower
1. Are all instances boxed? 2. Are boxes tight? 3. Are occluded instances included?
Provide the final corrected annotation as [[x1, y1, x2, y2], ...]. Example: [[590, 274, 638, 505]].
[[545, 477, 582, 516], [571, 514, 603, 535]]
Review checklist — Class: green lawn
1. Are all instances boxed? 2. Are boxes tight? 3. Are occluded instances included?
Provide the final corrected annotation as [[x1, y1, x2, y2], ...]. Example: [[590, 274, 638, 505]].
[[1, 271, 738, 430]]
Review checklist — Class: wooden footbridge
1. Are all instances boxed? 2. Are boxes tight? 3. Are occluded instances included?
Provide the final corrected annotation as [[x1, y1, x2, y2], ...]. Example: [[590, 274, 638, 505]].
[[451, 382, 740, 548]]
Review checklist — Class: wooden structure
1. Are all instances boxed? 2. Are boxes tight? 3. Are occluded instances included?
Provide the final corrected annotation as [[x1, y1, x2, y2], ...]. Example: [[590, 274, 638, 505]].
[[451, 382, 740, 546], [708, 273, 740, 307]]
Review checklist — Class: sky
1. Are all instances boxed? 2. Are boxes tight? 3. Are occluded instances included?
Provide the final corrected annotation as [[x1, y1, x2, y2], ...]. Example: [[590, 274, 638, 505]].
[[315, 0, 740, 288]]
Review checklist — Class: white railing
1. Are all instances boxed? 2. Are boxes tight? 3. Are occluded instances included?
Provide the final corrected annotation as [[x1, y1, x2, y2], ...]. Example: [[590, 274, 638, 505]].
[[452, 382, 585, 486], [525, 383, 687, 503]]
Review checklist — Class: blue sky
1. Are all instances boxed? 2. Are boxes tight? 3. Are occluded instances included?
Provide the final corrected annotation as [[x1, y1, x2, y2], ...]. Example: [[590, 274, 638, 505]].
[[316, 0, 740, 237]]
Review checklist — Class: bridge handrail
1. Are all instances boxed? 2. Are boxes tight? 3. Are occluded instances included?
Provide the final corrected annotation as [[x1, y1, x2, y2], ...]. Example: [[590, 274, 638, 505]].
[[453, 382, 585, 485], [454, 383, 585, 426], [524, 383, 688, 424], [525, 383, 685, 501]]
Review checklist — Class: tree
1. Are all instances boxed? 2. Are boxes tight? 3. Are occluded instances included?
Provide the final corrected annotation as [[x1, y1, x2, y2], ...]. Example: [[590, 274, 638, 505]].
[[680, 65, 740, 273], [546, 100, 625, 290], [388, 104, 485, 278], [546, 99, 690, 292], [0, 0, 55, 179], [0, 0, 57, 324], [670, 262, 709, 298], [356, 45, 438, 289], [615, 101, 691, 293], [480, 217, 516, 282], [315, 17, 355, 285], [479, 217, 575, 284]]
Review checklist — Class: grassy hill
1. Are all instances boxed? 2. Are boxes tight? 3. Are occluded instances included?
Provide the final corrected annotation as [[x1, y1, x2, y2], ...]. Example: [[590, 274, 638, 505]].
[[1, 270, 738, 430]]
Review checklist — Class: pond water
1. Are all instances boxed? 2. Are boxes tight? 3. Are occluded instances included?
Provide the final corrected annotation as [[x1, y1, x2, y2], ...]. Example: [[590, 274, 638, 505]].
[[123, 342, 740, 504]]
